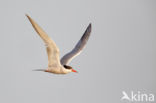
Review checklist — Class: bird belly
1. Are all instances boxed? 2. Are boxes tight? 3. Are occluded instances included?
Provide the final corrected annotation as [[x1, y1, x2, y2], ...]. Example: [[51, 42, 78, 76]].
[[45, 67, 69, 74]]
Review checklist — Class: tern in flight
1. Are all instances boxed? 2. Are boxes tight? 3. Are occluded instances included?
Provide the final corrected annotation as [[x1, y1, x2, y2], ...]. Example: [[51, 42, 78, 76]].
[[26, 15, 91, 74]]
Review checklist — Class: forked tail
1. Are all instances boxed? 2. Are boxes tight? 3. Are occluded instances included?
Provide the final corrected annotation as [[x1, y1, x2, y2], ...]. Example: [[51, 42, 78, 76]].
[[33, 69, 46, 72]]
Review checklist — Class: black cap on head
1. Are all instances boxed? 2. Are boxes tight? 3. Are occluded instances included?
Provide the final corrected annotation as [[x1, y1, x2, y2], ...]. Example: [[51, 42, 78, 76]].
[[64, 65, 72, 69]]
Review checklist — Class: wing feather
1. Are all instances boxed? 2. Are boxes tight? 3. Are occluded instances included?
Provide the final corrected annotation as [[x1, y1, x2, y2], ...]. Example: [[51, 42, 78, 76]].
[[61, 23, 92, 65], [26, 15, 61, 67]]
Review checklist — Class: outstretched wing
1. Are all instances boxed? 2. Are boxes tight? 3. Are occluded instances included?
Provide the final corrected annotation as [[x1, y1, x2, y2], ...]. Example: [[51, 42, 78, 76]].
[[61, 23, 92, 65], [26, 15, 61, 67]]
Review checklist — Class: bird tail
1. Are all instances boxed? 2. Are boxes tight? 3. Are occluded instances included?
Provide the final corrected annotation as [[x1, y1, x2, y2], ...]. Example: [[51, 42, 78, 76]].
[[33, 69, 46, 72]]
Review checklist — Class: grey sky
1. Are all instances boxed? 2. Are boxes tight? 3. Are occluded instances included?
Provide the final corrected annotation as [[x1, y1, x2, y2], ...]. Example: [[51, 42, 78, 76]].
[[0, 0, 155, 103]]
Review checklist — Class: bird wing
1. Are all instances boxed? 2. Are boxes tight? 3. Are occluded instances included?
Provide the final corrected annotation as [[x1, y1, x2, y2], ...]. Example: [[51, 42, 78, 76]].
[[61, 23, 92, 65], [26, 15, 61, 67]]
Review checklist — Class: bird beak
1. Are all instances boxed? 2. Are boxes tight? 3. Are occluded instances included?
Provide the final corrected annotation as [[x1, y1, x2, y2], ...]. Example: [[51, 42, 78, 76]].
[[72, 69, 78, 73]]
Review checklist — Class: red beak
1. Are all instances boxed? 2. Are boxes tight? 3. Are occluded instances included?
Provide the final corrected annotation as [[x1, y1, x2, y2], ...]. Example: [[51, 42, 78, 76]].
[[72, 69, 78, 73]]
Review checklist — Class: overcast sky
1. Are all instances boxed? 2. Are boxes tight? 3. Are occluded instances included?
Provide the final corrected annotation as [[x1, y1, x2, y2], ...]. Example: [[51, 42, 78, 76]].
[[0, 0, 155, 103]]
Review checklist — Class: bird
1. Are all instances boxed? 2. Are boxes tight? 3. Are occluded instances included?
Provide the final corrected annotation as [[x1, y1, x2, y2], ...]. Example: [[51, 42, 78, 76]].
[[26, 14, 92, 74]]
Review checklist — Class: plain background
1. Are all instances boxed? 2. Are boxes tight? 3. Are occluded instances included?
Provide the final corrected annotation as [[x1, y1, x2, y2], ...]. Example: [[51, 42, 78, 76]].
[[0, 0, 155, 103]]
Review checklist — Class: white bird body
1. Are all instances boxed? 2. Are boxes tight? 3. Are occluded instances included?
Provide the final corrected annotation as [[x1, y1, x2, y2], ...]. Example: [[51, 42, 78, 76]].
[[46, 66, 70, 74], [26, 14, 91, 74]]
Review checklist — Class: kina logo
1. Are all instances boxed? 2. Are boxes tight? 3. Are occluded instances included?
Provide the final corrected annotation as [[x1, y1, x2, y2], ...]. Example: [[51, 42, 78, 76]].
[[121, 91, 155, 102]]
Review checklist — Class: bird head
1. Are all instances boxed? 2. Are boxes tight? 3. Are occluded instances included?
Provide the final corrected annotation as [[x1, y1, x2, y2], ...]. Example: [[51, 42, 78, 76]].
[[64, 65, 78, 73]]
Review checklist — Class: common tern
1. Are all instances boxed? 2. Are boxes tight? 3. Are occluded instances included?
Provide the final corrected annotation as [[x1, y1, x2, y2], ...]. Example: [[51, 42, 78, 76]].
[[26, 15, 91, 74]]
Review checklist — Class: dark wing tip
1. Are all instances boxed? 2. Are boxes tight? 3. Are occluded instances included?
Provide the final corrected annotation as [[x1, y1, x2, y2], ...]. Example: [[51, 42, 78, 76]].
[[25, 13, 28, 16], [88, 23, 92, 28], [25, 14, 32, 22], [25, 14, 29, 18], [86, 23, 92, 34], [80, 23, 92, 41], [87, 23, 92, 32]]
